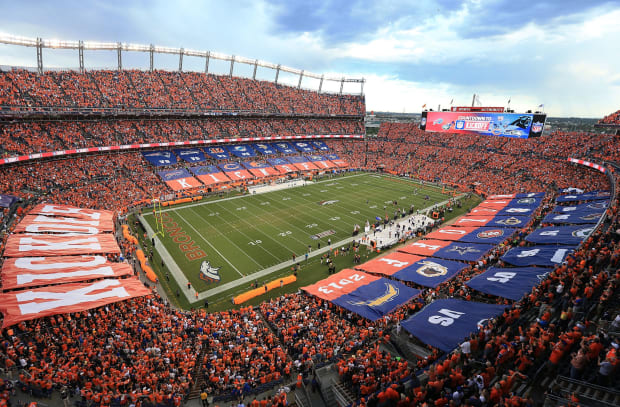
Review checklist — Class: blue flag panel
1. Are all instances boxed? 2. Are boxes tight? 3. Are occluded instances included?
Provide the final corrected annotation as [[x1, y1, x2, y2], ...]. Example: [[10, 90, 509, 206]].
[[391, 258, 469, 288], [218, 162, 243, 172], [401, 299, 506, 352], [252, 143, 277, 155], [173, 148, 206, 163], [556, 190, 611, 203], [190, 165, 221, 175], [157, 169, 193, 181], [312, 141, 330, 151], [204, 146, 230, 160], [266, 157, 290, 166], [226, 144, 257, 158], [325, 154, 341, 160], [142, 151, 177, 166], [433, 242, 495, 262], [466, 267, 550, 301], [272, 142, 296, 154], [291, 141, 315, 152], [331, 279, 420, 322], [542, 211, 603, 225], [242, 161, 270, 169], [286, 156, 310, 163], [552, 201, 609, 214], [487, 192, 545, 200], [453, 215, 531, 229], [306, 155, 327, 162], [525, 225, 595, 245], [500, 246, 576, 267]]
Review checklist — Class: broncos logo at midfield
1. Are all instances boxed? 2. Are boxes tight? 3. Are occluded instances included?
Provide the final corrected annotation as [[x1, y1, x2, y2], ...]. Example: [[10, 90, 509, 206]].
[[348, 283, 399, 307]]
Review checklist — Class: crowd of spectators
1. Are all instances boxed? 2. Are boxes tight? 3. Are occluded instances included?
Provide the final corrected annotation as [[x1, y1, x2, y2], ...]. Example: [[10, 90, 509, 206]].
[[0, 119, 363, 157], [259, 294, 379, 372], [598, 109, 620, 125], [0, 69, 365, 116]]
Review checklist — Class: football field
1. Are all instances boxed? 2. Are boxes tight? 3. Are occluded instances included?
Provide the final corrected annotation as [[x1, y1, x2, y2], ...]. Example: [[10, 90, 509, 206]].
[[143, 172, 451, 293]]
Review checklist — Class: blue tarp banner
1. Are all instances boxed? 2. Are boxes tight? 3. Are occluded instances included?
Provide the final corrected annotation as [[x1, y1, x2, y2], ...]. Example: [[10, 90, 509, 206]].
[[500, 246, 576, 267], [226, 144, 257, 158], [357, 252, 468, 288], [302, 269, 420, 322], [291, 141, 315, 152], [525, 225, 595, 245], [252, 143, 278, 155], [552, 201, 609, 214], [204, 146, 230, 160], [452, 215, 531, 229], [266, 157, 290, 166], [190, 165, 221, 175], [401, 299, 506, 352], [400, 239, 494, 262], [466, 267, 551, 301], [306, 154, 327, 162], [486, 192, 545, 200], [542, 211, 603, 225], [325, 154, 341, 160], [0, 194, 18, 208], [478, 197, 542, 209], [286, 156, 310, 163], [425, 226, 516, 244], [272, 142, 296, 154], [173, 148, 206, 163], [312, 141, 330, 151], [556, 190, 611, 203], [142, 151, 177, 166], [157, 168, 193, 181], [242, 161, 270, 169], [470, 206, 536, 217], [218, 162, 243, 172], [433, 242, 495, 261], [331, 279, 420, 321]]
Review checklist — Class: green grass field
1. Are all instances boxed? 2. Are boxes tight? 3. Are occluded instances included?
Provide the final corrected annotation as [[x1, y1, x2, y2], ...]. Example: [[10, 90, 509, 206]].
[[142, 173, 450, 290]]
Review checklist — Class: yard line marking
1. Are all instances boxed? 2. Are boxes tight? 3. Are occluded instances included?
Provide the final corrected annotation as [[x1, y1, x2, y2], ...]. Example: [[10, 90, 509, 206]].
[[187, 207, 266, 269], [208, 204, 286, 263], [175, 210, 245, 277]]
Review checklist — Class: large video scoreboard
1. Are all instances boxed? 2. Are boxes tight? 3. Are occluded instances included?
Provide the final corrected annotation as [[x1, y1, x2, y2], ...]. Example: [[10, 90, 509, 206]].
[[420, 111, 547, 138]]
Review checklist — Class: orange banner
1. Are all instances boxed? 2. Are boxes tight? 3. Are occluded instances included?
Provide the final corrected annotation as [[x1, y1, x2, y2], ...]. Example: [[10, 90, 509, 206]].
[[4, 234, 121, 257], [1, 256, 133, 290], [15, 214, 115, 234], [0, 278, 151, 327]]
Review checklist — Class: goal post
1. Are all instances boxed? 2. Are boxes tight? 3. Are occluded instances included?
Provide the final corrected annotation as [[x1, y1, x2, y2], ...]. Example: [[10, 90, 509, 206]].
[[152, 197, 165, 238]]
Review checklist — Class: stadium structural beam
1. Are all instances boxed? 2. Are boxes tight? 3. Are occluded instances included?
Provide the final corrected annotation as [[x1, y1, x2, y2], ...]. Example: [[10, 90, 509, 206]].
[[297, 70, 304, 89], [229, 55, 235, 77], [149, 44, 154, 72], [340, 77, 345, 95], [0, 34, 365, 94], [275, 64, 281, 84], [252, 59, 258, 80], [78, 40, 84, 73], [36, 37, 43, 74], [117, 42, 122, 70], [318, 75, 324, 93], [179, 48, 183, 72], [360, 78, 365, 96]]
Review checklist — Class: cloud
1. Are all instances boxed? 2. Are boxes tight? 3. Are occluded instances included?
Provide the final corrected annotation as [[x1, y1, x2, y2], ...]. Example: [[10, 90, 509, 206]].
[[0, 0, 618, 117]]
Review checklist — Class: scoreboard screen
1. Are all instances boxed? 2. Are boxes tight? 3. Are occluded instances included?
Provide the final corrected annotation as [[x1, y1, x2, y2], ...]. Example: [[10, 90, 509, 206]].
[[420, 111, 546, 138]]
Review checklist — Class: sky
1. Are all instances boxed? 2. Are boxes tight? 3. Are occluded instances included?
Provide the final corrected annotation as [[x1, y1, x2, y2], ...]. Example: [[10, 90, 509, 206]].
[[1, 0, 619, 117]]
